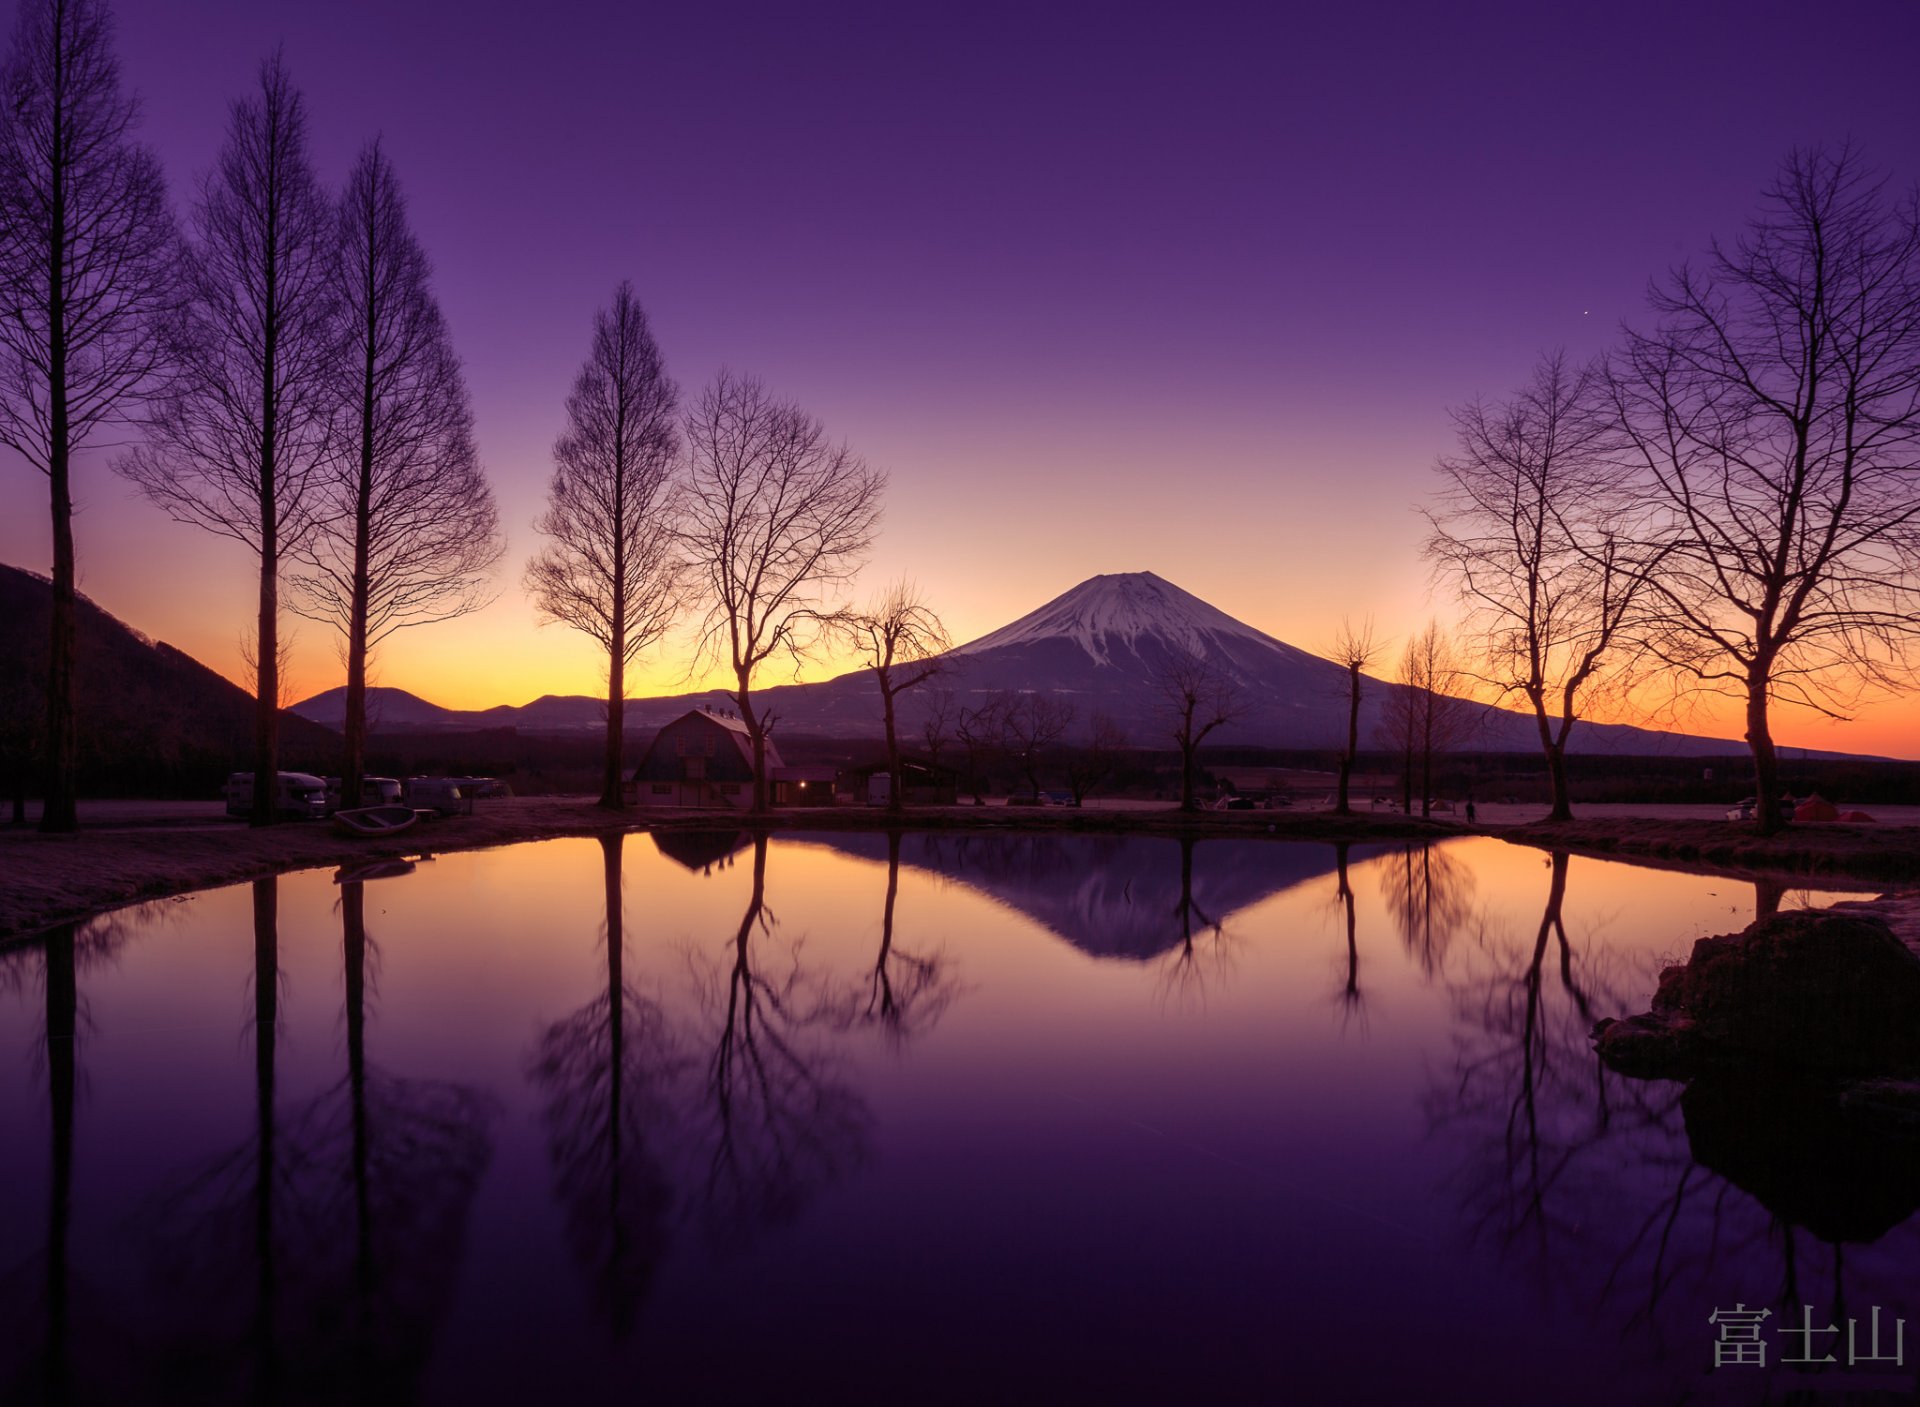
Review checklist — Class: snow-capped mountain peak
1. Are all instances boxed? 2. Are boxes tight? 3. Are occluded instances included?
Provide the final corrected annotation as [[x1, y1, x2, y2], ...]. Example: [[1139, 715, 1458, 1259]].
[[952, 571, 1305, 668]]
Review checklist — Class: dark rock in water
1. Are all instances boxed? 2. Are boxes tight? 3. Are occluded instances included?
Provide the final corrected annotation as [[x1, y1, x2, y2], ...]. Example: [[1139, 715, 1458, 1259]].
[[1597, 907, 1920, 1079], [1592, 1013, 1698, 1080], [1683, 1075, 1920, 1243]]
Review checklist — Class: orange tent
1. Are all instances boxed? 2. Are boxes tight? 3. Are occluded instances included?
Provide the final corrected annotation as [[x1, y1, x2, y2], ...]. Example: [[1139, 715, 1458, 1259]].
[[1793, 793, 1840, 823]]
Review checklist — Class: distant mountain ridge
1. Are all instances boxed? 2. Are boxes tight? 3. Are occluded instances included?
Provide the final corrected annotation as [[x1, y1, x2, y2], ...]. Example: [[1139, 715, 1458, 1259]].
[[289, 570, 1796, 757]]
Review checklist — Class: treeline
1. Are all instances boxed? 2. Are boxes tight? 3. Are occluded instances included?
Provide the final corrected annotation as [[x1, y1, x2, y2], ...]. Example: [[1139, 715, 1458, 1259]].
[[1402, 147, 1920, 834]]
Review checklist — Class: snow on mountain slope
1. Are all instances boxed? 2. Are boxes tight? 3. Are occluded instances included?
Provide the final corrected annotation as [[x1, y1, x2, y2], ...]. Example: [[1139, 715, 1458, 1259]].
[[954, 571, 1316, 670]]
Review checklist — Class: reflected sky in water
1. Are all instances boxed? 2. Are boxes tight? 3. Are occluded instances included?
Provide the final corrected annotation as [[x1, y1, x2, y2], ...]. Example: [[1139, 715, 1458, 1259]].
[[0, 833, 1901, 1404]]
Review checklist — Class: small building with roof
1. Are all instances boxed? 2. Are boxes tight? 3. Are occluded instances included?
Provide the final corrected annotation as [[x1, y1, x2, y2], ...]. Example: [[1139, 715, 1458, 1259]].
[[630, 706, 779, 809]]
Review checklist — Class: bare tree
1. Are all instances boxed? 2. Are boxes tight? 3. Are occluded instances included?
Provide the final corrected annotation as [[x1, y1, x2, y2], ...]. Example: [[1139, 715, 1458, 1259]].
[[954, 692, 1007, 804], [1426, 353, 1654, 822], [683, 369, 885, 813], [1063, 711, 1128, 806], [1388, 621, 1472, 819], [292, 141, 500, 810], [1609, 147, 1920, 834], [0, 0, 177, 833], [115, 55, 334, 826], [1003, 692, 1075, 798], [831, 579, 948, 814], [1327, 616, 1378, 815], [1151, 648, 1244, 811], [525, 282, 684, 810]]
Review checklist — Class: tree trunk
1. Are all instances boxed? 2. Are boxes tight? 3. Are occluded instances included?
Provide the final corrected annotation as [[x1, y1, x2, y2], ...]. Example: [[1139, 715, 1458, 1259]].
[[41, 100, 76, 834], [1746, 668, 1782, 836], [42, 443, 77, 833], [1336, 664, 1360, 816], [1544, 742, 1571, 823], [737, 675, 767, 814], [881, 678, 902, 815], [600, 650, 625, 810], [343, 262, 378, 813], [1179, 739, 1197, 812], [254, 524, 279, 828]]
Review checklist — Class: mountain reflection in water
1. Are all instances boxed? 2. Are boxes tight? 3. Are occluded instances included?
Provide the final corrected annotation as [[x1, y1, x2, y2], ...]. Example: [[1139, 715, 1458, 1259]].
[[0, 832, 1905, 1405]]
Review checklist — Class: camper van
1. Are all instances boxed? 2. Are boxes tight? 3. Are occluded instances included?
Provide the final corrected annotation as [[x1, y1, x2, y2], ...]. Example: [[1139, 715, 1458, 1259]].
[[324, 776, 403, 811], [403, 776, 471, 817], [223, 772, 329, 820]]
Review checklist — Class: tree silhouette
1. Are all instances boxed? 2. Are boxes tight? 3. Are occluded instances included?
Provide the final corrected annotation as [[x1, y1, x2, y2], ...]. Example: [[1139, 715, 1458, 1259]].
[[1610, 147, 1920, 834], [293, 142, 501, 811], [526, 283, 685, 810], [831, 580, 949, 814], [116, 56, 335, 826], [684, 370, 885, 813], [1327, 619, 1378, 816], [1151, 647, 1242, 812], [0, 0, 177, 833], [1426, 353, 1654, 821]]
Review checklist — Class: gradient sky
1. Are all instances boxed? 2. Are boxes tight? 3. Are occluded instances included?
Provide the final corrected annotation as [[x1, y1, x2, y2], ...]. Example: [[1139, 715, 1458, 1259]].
[[3, 0, 1919, 753]]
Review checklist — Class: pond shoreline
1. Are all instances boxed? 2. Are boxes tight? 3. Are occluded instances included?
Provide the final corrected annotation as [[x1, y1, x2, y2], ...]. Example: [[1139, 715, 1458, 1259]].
[[7, 799, 1916, 945], [0, 798, 1458, 942]]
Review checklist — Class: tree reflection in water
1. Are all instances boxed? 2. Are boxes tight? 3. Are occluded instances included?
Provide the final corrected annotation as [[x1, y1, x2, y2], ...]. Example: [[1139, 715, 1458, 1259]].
[[1381, 842, 1475, 977], [1429, 852, 1920, 1382], [0, 908, 141, 1404], [1156, 837, 1236, 1005], [1329, 843, 1363, 1027], [133, 875, 496, 1403], [527, 834, 691, 1338], [530, 831, 876, 1342], [852, 830, 958, 1047]]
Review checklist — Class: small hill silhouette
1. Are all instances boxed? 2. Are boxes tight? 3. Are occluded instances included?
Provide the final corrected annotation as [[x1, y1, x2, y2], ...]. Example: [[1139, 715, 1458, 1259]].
[[0, 563, 338, 801]]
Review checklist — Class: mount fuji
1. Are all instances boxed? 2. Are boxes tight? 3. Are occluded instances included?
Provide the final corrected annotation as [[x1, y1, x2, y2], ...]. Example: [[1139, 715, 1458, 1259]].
[[293, 570, 1755, 755]]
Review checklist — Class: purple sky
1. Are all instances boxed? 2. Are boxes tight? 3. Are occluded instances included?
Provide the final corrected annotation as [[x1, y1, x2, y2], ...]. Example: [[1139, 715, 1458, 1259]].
[[4, 0, 1919, 750]]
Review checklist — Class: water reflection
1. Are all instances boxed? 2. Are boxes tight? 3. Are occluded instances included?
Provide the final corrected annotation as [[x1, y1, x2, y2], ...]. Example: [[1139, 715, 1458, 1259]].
[[0, 833, 1904, 1402], [810, 832, 1390, 961], [130, 876, 496, 1403]]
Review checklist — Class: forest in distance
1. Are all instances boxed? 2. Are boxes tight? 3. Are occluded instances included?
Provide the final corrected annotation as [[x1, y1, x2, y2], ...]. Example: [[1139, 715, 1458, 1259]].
[[2, 0, 1919, 836]]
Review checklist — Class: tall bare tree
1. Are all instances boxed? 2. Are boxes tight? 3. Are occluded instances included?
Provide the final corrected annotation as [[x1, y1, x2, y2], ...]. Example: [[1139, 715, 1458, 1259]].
[[1152, 647, 1243, 811], [0, 0, 176, 833], [683, 369, 885, 813], [525, 282, 684, 810], [291, 142, 500, 810], [916, 679, 958, 775], [832, 580, 948, 813], [1327, 616, 1377, 815], [1426, 353, 1653, 822], [954, 692, 1007, 804], [1610, 147, 1920, 834], [115, 55, 334, 826]]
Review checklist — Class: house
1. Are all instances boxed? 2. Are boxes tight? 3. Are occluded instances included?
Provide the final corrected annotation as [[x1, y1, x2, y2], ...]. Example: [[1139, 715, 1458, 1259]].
[[630, 707, 779, 808]]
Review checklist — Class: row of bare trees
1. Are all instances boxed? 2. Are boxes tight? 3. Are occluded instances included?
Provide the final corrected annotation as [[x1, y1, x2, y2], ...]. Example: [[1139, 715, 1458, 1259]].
[[0, 0, 502, 829], [1424, 146, 1920, 832], [526, 290, 887, 813]]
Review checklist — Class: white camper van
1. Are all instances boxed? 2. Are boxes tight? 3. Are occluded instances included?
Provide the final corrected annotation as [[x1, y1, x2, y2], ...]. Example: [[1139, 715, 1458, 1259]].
[[224, 772, 329, 820]]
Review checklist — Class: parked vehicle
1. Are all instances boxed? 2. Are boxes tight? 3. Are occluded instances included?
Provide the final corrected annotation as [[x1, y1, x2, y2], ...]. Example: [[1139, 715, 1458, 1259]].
[[332, 804, 420, 838], [404, 777, 472, 817], [223, 772, 329, 820], [324, 776, 403, 811]]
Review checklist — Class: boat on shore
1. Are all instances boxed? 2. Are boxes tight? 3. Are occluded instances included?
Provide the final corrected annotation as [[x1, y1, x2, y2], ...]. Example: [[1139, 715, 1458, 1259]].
[[332, 805, 422, 838]]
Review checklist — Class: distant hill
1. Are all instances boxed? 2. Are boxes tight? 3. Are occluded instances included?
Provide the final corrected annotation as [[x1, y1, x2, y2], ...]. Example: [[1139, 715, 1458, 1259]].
[[292, 570, 1781, 757], [0, 563, 339, 797]]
